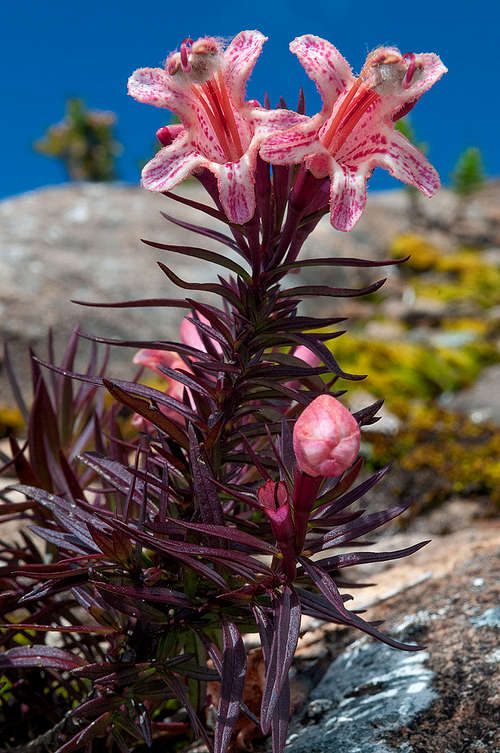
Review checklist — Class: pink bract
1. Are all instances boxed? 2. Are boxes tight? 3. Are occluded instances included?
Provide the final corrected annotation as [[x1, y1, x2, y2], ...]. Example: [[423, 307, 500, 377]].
[[293, 394, 360, 478], [260, 35, 447, 231], [128, 31, 306, 224]]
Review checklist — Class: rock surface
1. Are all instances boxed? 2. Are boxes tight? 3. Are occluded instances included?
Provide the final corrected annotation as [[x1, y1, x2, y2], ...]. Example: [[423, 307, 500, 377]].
[[2, 179, 500, 400], [446, 364, 500, 425], [280, 522, 500, 753]]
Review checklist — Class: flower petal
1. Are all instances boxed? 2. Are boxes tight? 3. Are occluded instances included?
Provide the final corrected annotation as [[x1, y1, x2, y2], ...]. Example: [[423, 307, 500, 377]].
[[127, 68, 194, 120], [223, 30, 268, 107], [210, 154, 256, 224], [290, 35, 355, 111], [128, 67, 171, 106], [259, 118, 324, 166], [329, 162, 368, 232], [141, 136, 205, 192], [377, 130, 440, 196], [369, 49, 447, 121], [252, 107, 309, 136]]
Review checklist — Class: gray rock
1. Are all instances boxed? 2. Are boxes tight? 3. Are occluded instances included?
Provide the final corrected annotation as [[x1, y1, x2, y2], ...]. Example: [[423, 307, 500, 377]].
[[284, 614, 436, 753], [469, 607, 500, 629], [445, 364, 500, 425]]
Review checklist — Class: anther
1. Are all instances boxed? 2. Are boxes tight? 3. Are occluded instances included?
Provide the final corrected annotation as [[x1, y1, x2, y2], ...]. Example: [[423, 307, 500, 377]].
[[180, 38, 193, 73], [402, 53, 416, 89]]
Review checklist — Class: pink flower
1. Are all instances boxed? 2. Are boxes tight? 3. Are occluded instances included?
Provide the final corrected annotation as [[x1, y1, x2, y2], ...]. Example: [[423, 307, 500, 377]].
[[128, 31, 305, 224], [132, 349, 188, 429], [260, 36, 447, 231], [293, 394, 360, 478], [132, 313, 218, 429], [292, 345, 320, 368]]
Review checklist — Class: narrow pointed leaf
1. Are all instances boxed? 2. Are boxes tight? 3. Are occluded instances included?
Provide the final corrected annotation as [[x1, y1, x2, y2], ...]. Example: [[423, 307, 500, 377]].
[[214, 622, 247, 753], [261, 587, 301, 733], [143, 239, 251, 282]]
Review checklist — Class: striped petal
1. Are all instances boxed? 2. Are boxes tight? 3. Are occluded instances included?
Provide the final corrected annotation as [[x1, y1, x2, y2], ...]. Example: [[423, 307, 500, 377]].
[[290, 35, 355, 111], [259, 117, 324, 166], [211, 154, 256, 224], [141, 135, 205, 192], [329, 162, 368, 232], [223, 30, 268, 107], [128, 67, 193, 119], [377, 130, 440, 196]]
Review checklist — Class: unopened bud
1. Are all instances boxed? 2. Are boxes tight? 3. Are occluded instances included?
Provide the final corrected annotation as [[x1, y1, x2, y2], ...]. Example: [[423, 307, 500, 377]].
[[156, 125, 183, 147], [258, 480, 296, 580], [293, 395, 360, 478]]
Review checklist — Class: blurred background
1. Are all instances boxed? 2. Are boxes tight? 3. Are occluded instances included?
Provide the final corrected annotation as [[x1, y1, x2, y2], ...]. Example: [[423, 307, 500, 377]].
[[1, 0, 500, 528]]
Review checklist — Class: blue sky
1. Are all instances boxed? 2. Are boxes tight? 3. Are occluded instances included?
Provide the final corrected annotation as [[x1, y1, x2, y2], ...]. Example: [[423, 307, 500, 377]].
[[2, 0, 496, 198]]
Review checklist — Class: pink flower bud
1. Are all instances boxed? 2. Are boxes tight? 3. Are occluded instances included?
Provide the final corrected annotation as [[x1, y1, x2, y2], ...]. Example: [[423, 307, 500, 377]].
[[156, 124, 183, 146], [257, 480, 296, 581], [293, 395, 360, 478]]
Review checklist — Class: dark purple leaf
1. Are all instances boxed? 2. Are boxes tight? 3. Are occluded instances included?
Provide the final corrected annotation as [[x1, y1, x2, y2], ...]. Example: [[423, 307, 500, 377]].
[[55, 712, 111, 753], [279, 277, 386, 299], [318, 502, 412, 549], [261, 314, 346, 333], [165, 518, 278, 554], [261, 586, 301, 733], [299, 558, 422, 650], [143, 239, 251, 282], [188, 424, 225, 526], [72, 296, 192, 309], [317, 540, 430, 571], [80, 452, 145, 506], [160, 210, 242, 251], [103, 379, 190, 449], [313, 464, 391, 519], [353, 399, 384, 427], [157, 261, 244, 312], [214, 622, 247, 753], [164, 189, 226, 221], [271, 675, 290, 753], [95, 581, 191, 606], [0, 645, 85, 670]]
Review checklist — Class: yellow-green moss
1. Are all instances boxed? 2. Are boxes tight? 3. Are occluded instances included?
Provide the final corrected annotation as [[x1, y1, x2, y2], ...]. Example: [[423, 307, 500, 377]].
[[0, 404, 24, 436], [391, 234, 500, 308], [368, 404, 500, 509], [390, 233, 442, 272], [414, 251, 500, 308], [329, 333, 499, 415]]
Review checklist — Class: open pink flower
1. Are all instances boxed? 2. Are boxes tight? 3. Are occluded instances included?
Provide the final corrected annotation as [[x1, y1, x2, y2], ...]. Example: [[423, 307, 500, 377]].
[[260, 36, 447, 231], [128, 31, 305, 224]]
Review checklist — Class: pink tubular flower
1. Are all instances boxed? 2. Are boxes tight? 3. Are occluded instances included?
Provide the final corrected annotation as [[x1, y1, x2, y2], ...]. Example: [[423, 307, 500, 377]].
[[260, 35, 447, 231], [128, 31, 305, 224], [293, 394, 360, 478]]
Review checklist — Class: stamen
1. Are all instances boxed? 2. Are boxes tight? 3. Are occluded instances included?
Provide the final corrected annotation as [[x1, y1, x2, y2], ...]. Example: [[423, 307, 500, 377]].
[[215, 71, 244, 159], [180, 38, 193, 73], [328, 90, 378, 154], [191, 86, 233, 159], [321, 76, 364, 151], [402, 53, 416, 89]]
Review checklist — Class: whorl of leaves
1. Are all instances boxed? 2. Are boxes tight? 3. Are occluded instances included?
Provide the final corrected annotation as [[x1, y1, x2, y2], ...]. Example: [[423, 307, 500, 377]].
[[2, 109, 422, 753]]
